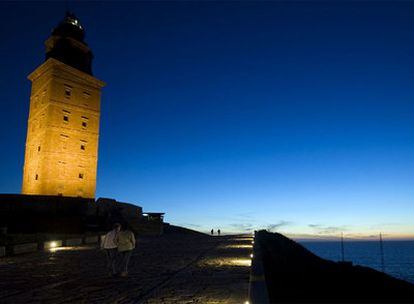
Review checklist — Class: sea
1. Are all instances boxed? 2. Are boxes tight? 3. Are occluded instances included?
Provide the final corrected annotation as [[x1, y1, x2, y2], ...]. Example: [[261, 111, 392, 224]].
[[299, 240, 414, 284]]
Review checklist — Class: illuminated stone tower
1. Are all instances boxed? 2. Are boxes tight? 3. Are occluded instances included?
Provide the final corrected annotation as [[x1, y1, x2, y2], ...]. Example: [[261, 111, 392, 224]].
[[22, 12, 105, 198]]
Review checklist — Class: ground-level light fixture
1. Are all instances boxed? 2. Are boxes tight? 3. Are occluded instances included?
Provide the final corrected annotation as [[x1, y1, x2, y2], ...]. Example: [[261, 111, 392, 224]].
[[44, 240, 63, 251], [223, 244, 253, 249], [250, 253, 254, 258]]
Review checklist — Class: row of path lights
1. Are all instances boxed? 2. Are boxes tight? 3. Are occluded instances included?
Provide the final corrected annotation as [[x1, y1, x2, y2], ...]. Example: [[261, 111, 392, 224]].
[[245, 232, 256, 304], [246, 231, 270, 304]]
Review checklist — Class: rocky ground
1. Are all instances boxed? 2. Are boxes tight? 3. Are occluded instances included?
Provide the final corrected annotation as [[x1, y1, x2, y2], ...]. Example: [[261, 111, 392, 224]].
[[0, 233, 252, 303]]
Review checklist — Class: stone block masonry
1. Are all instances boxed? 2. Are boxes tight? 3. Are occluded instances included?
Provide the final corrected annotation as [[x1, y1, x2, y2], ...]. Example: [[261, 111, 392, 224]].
[[21, 59, 105, 198]]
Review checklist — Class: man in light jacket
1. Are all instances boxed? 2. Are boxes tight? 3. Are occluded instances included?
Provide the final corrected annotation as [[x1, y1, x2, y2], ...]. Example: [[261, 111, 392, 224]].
[[101, 223, 121, 276]]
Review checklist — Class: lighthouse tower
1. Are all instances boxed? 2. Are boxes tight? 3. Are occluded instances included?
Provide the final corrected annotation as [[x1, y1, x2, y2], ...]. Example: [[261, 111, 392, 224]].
[[22, 12, 105, 198]]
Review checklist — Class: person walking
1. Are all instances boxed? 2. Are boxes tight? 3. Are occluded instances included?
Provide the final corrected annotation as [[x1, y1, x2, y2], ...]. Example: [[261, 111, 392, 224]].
[[211, 229, 214, 235], [101, 223, 121, 276], [217, 229, 221, 236], [116, 224, 136, 277]]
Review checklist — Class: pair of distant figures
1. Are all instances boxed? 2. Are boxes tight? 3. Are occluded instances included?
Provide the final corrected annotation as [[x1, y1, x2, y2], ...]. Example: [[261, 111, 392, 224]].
[[211, 229, 221, 235], [101, 223, 136, 277]]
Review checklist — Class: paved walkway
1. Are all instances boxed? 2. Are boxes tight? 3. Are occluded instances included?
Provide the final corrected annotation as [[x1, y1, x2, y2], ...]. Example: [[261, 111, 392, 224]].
[[0, 234, 252, 303]]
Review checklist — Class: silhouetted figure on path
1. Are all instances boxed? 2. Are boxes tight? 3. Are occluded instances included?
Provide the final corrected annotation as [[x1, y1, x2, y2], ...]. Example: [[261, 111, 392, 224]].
[[101, 223, 121, 276], [116, 224, 136, 277], [211, 229, 214, 235], [217, 229, 221, 236]]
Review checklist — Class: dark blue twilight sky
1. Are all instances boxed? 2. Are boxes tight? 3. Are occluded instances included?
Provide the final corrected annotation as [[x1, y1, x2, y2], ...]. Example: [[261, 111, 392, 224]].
[[1, 1, 414, 238]]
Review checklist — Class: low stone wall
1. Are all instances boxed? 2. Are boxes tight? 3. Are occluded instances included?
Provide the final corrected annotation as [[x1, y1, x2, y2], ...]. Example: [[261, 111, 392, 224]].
[[1, 234, 102, 257], [1, 228, 159, 257], [65, 238, 82, 246], [13, 243, 38, 255], [0, 194, 91, 234], [84, 236, 99, 244]]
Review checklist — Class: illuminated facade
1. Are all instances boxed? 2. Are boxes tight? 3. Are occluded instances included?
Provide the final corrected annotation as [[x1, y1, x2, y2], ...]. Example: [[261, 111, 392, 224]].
[[22, 13, 105, 198]]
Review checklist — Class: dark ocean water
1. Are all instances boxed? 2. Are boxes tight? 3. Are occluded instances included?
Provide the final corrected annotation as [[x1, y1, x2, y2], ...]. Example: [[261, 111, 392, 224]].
[[300, 241, 414, 284]]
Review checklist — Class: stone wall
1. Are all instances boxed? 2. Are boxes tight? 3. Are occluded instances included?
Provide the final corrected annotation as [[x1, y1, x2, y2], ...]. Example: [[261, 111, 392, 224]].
[[0, 194, 91, 234], [0, 194, 163, 236]]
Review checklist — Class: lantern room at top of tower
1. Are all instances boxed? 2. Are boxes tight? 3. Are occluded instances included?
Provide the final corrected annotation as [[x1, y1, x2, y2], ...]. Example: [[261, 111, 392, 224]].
[[52, 12, 85, 41], [45, 11, 93, 75]]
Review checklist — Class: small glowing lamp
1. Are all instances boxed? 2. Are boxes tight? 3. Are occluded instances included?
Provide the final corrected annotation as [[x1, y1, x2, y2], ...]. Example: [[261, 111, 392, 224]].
[[245, 301, 250, 304], [250, 253, 254, 258], [50, 241, 57, 248]]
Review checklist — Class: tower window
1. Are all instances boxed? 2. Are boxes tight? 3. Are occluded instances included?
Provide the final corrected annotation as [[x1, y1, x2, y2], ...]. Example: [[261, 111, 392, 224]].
[[80, 144, 85, 150], [37, 146, 41, 152], [81, 116, 89, 128], [79, 173, 84, 179], [62, 110, 70, 123], [64, 86, 72, 98], [35, 174, 38, 180]]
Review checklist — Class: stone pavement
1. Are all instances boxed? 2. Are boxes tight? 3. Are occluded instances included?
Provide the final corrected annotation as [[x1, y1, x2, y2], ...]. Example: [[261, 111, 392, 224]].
[[0, 234, 252, 303]]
